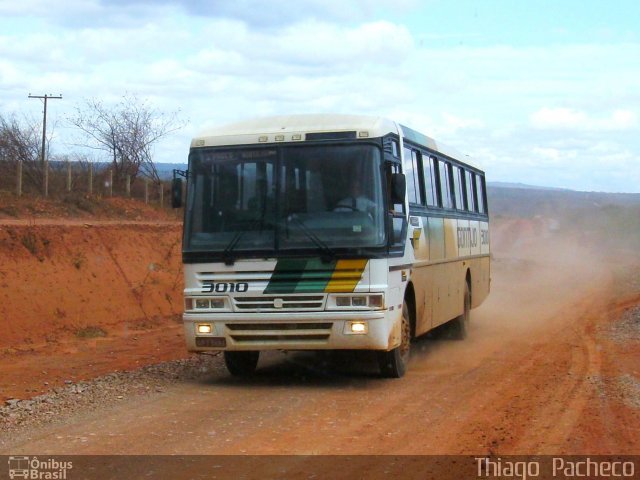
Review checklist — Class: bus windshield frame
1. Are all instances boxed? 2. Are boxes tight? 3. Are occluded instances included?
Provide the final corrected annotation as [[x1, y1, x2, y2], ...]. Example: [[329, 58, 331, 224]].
[[183, 141, 388, 263]]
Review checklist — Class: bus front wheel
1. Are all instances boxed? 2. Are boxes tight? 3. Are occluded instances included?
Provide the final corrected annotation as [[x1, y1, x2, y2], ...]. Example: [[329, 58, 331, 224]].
[[224, 351, 260, 376], [378, 300, 411, 378]]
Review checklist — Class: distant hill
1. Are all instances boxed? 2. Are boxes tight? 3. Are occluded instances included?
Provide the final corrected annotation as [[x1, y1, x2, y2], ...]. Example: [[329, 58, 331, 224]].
[[487, 181, 570, 191], [487, 183, 640, 252], [488, 184, 640, 218]]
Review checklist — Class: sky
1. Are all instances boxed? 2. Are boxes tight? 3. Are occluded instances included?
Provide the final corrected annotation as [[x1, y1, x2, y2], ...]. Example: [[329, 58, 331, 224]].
[[0, 0, 638, 193]]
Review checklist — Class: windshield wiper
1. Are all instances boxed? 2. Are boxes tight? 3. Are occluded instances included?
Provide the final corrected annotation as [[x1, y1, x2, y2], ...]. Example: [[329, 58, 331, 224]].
[[222, 231, 245, 265], [286, 214, 336, 260], [223, 219, 271, 265]]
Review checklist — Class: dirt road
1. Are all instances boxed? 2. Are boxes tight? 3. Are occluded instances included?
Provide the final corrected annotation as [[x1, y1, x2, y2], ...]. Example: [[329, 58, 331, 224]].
[[2, 220, 639, 455]]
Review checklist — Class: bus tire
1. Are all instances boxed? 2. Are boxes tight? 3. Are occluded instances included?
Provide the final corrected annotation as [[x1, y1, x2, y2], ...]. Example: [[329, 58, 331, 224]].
[[378, 300, 411, 378], [224, 351, 260, 376], [449, 281, 471, 340]]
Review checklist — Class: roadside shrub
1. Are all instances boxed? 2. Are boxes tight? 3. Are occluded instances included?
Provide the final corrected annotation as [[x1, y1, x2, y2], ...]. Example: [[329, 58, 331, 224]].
[[75, 326, 107, 338]]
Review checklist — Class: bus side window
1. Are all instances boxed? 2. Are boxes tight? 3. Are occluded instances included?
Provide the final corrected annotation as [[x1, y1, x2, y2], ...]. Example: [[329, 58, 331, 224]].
[[387, 163, 404, 214], [422, 154, 437, 207], [475, 174, 486, 214], [465, 170, 476, 212], [403, 147, 421, 204], [452, 165, 465, 210], [412, 150, 423, 205], [438, 159, 452, 209]]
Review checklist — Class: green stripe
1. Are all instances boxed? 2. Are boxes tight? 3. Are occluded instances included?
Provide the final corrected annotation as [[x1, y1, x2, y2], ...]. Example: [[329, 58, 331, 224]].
[[294, 258, 336, 293], [264, 258, 337, 294], [264, 258, 307, 294]]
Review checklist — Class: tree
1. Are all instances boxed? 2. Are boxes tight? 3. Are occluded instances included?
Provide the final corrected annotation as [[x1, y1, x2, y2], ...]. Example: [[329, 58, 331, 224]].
[[0, 113, 49, 192], [68, 94, 185, 189]]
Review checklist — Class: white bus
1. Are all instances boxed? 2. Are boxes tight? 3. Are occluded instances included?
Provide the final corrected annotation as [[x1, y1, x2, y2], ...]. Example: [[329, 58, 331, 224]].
[[172, 114, 490, 377]]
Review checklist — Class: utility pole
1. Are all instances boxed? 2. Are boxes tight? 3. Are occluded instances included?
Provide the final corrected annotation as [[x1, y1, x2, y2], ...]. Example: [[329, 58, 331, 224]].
[[28, 93, 62, 197]]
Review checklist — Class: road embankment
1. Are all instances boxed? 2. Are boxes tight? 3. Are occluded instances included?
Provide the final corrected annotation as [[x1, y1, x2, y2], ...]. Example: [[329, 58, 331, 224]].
[[0, 221, 187, 401]]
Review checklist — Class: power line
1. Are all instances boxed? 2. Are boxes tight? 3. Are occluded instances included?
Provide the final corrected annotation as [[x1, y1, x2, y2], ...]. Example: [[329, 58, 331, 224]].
[[28, 93, 63, 197]]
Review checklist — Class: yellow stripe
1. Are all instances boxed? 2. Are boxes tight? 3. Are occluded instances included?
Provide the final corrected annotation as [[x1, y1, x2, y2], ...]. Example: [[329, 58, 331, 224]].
[[324, 259, 367, 293]]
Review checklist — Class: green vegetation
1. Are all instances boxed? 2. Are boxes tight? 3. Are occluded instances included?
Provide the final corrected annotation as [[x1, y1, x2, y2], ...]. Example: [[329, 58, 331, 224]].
[[75, 326, 107, 338], [20, 230, 39, 256], [0, 205, 19, 217]]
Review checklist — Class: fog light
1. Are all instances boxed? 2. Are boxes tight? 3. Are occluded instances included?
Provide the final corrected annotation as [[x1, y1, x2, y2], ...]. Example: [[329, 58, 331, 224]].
[[352, 296, 367, 307], [350, 322, 367, 334], [197, 324, 212, 334], [195, 299, 209, 309], [336, 297, 351, 307]]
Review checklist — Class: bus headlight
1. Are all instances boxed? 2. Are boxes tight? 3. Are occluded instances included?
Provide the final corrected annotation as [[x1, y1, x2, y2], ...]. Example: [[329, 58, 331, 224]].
[[368, 294, 384, 308], [195, 299, 209, 309], [352, 296, 367, 307], [185, 297, 228, 311], [336, 297, 350, 307], [210, 298, 225, 308], [328, 293, 384, 310]]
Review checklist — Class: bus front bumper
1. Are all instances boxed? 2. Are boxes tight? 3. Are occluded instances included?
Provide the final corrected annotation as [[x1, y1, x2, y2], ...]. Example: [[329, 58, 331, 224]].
[[183, 310, 396, 352]]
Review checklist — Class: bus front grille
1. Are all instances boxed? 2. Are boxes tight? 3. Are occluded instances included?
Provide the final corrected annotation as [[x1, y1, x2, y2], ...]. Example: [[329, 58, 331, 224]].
[[233, 295, 325, 311], [230, 334, 330, 343], [226, 322, 332, 344]]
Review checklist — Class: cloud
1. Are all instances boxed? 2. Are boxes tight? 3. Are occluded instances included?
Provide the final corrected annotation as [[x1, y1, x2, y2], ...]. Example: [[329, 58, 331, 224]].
[[0, 0, 418, 29], [439, 113, 484, 135], [105, 0, 418, 28], [1, 2, 639, 192], [0, 0, 95, 15], [466, 124, 640, 192], [530, 107, 638, 131], [531, 147, 564, 162], [186, 20, 413, 76]]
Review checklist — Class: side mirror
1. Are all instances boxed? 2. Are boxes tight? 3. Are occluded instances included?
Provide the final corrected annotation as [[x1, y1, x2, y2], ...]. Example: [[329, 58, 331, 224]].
[[391, 173, 406, 204], [171, 177, 183, 209]]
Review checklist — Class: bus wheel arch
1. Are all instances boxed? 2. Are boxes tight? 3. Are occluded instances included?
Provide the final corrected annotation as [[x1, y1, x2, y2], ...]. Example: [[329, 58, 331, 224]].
[[404, 281, 417, 338], [448, 273, 471, 340], [378, 298, 411, 378], [377, 283, 415, 378]]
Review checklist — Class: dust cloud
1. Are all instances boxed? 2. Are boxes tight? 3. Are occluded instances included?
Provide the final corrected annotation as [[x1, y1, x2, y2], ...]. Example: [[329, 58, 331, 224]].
[[411, 198, 639, 375]]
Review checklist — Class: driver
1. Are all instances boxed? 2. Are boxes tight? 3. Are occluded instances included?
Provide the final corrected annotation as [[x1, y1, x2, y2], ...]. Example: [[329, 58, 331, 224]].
[[334, 178, 376, 213]]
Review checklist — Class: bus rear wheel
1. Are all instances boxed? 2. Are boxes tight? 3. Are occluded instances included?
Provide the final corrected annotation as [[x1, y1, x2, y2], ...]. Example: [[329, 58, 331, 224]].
[[378, 300, 411, 378], [224, 351, 260, 376], [449, 281, 471, 340]]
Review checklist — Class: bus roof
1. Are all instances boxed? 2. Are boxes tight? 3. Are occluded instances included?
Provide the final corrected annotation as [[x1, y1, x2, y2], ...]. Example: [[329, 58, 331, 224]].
[[399, 124, 477, 169], [193, 114, 397, 146], [192, 114, 478, 169]]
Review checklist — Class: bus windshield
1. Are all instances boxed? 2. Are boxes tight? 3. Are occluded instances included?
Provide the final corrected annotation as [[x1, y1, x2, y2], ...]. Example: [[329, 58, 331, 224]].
[[184, 143, 386, 258]]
